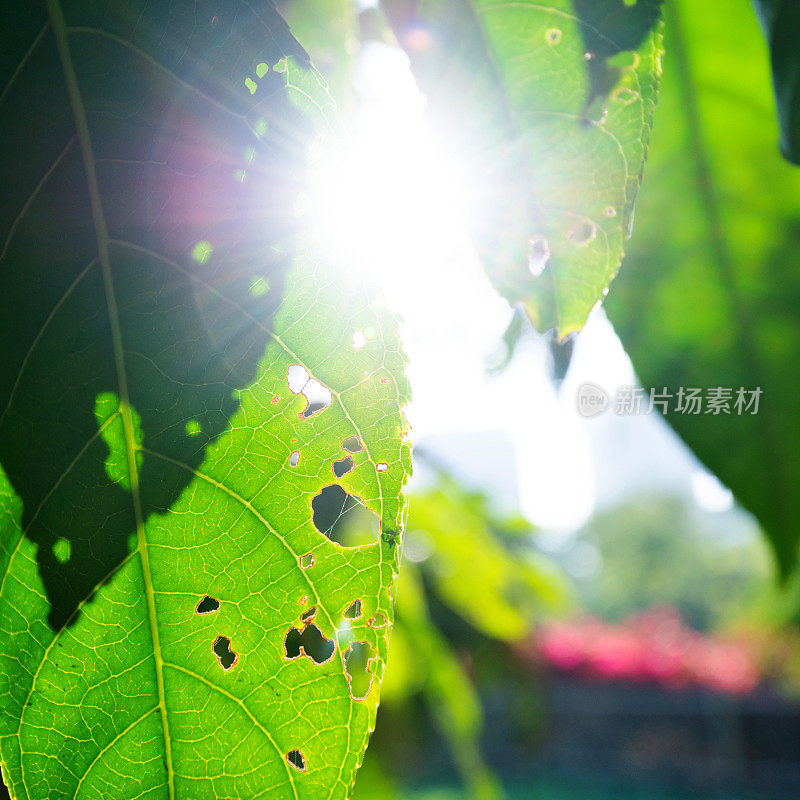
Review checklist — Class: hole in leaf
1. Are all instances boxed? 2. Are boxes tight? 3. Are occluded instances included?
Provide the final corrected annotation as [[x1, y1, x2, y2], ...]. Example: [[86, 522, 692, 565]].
[[352, 330, 367, 350], [287, 750, 306, 772], [301, 606, 317, 623], [528, 235, 550, 276], [196, 596, 220, 614], [288, 365, 310, 395], [546, 28, 562, 44], [311, 484, 378, 545], [289, 451, 300, 467], [567, 220, 597, 246], [344, 599, 362, 620], [287, 365, 332, 418], [303, 398, 330, 418], [342, 437, 363, 454], [584, 95, 608, 125], [300, 553, 314, 569], [284, 624, 335, 664], [333, 457, 354, 478], [213, 636, 238, 670], [605, 206, 617, 217], [376, 463, 388, 473], [343, 641, 375, 701], [369, 613, 387, 628]]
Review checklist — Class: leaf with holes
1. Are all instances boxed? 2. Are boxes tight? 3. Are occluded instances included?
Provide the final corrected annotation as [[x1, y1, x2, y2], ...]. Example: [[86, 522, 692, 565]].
[[381, 0, 664, 336], [0, 2, 410, 799]]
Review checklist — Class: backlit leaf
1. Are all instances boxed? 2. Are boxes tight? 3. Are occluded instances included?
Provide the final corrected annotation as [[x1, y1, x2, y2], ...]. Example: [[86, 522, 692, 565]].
[[382, 0, 664, 336], [0, 2, 410, 799]]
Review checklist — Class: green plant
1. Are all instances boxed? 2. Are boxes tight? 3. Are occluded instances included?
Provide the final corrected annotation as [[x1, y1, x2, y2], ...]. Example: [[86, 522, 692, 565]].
[[2, 0, 799, 797]]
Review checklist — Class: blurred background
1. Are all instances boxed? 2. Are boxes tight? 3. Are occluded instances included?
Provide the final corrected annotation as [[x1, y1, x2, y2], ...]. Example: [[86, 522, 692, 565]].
[[290, 0, 800, 797]]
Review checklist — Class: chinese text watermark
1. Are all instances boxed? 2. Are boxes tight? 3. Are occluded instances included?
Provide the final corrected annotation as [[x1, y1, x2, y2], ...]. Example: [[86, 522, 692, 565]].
[[576, 384, 762, 419]]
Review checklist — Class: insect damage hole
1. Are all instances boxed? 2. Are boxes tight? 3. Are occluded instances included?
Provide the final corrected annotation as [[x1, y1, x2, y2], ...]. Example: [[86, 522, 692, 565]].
[[287, 365, 332, 418], [286, 750, 306, 772], [300, 553, 314, 569], [332, 456, 354, 478], [300, 606, 317, 623], [195, 596, 220, 614], [528, 235, 550, 276], [289, 451, 300, 467], [342, 436, 363, 454], [343, 641, 376, 701], [284, 624, 335, 664], [344, 599, 362, 620], [369, 613, 387, 628], [311, 484, 380, 545], [213, 636, 238, 670], [567, 220, 597, 246], [546, 28, 562, 44]]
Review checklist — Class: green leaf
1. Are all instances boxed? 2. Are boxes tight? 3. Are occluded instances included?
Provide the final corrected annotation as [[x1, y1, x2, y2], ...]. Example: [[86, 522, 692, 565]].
[[752, 0, 800, 164], [383, 566, 502, 800], [339, 477, 566, 799], [605, 0, 800, 575], [406, 484, 567, 641], [381, 0, 664, 336], [0, 2, 410, 799]]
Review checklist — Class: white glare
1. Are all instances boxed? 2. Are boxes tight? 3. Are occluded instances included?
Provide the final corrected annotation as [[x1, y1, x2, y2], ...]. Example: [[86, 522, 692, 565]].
[[304, 38, 744, 538], [307, 41, 470, 305], [306, 38, 600, 531]]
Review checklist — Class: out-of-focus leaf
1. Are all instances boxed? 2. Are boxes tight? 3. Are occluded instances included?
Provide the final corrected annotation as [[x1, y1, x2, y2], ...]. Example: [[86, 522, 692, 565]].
[[486, 308, 526, 374], [409, 486, 568, 640], [381, 0, 663, 336], [390, 566, 503, 800], [0, 2, 410, 798], [606, 0, 800, 574], [343, 478, 565, 798], [349, 753, 401, 800], [752, 0, 800, 164]]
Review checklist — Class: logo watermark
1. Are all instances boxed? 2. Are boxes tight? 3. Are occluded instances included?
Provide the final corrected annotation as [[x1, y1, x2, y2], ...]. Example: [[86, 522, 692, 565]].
[[575, 382, 610, 418], [575, 384, 762, 419]]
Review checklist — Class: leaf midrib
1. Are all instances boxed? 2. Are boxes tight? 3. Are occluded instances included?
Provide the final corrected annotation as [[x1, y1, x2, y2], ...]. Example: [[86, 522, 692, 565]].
[[43, 1, 176, 797]]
